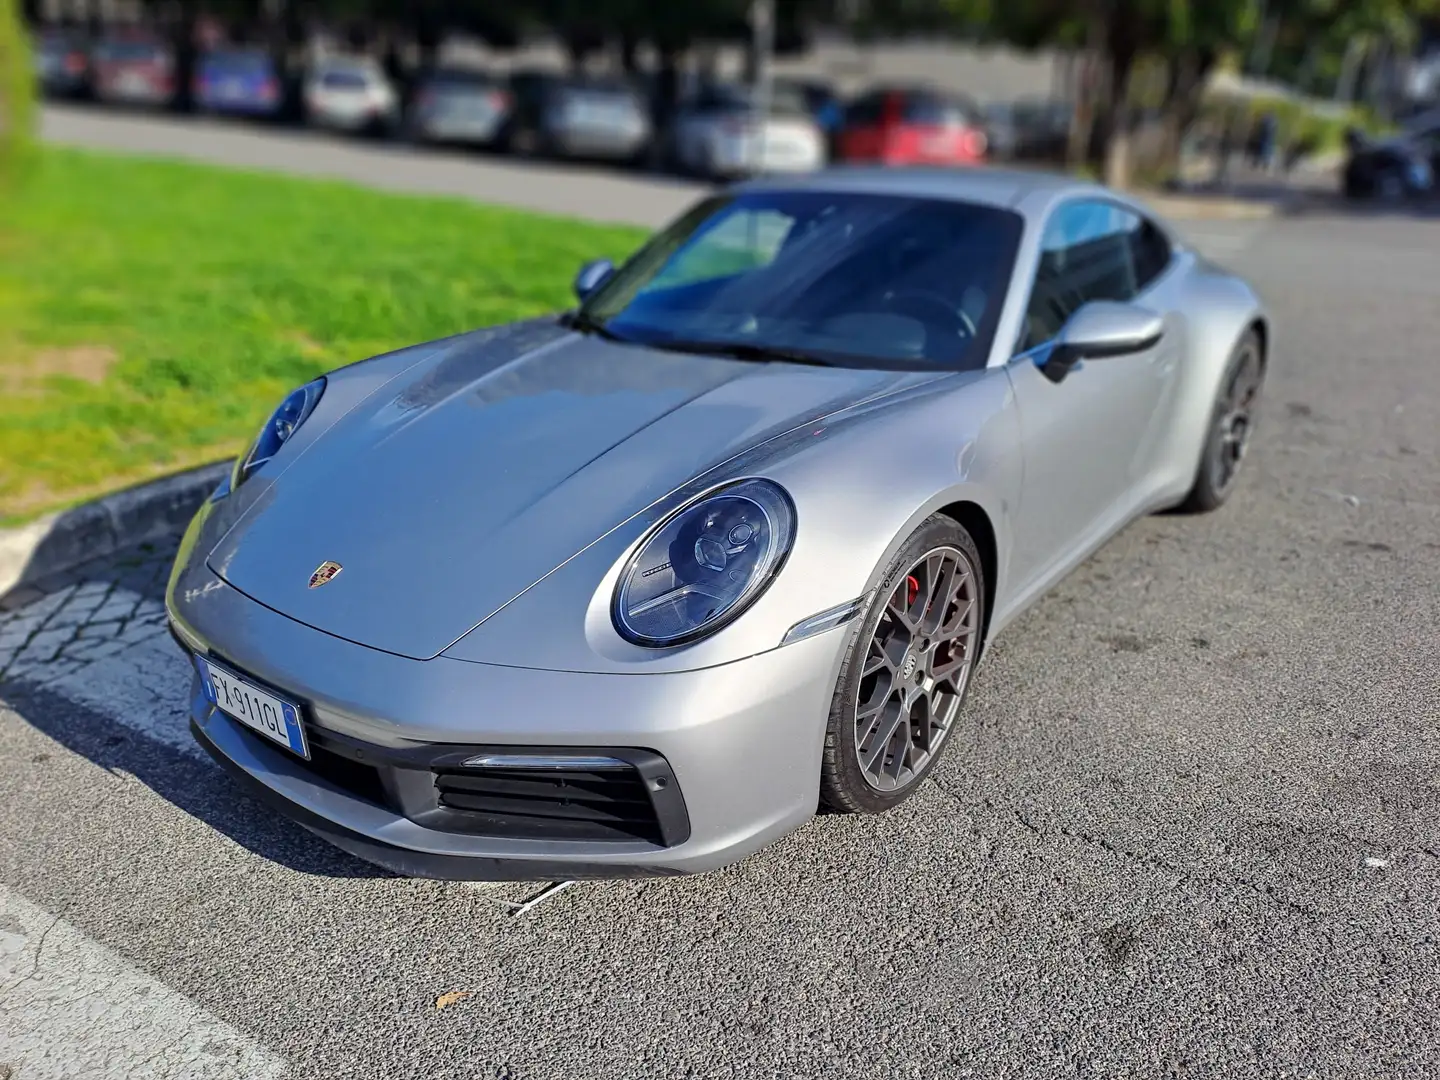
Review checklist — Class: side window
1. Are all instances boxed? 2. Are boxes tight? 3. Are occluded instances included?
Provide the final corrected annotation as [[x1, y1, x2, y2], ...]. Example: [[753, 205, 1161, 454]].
[[1021, 200, 1142, 351], [844, 92, 885, 128], [1130, 217, 1173, 291], [904, 92, 977, 127]]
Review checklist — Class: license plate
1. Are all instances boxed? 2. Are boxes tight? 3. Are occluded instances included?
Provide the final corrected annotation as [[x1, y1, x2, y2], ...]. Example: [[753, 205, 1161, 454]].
[[198, 657, 309, 759]]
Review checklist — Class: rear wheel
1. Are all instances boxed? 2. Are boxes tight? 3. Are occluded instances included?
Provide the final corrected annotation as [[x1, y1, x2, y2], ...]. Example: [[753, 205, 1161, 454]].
[[1176, 329, 1265, 514], [819, 516, 985, 814]]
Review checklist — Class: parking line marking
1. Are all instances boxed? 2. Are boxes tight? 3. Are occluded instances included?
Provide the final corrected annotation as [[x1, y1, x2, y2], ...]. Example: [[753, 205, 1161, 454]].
[[0, 884, 290, 1079]]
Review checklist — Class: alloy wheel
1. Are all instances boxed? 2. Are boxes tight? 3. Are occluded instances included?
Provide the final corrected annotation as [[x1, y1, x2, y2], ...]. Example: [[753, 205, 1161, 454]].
[[1209, 343, 1263, 498], [853, 546, 980, 792]]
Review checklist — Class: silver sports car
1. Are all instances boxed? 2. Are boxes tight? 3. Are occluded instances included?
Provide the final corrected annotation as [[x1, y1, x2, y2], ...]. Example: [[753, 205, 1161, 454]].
[[166, 168, 1268, 880]]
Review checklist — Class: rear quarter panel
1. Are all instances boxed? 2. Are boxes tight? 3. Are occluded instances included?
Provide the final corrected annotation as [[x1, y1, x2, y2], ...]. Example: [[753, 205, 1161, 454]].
[[1147, 250, 1269, 507]]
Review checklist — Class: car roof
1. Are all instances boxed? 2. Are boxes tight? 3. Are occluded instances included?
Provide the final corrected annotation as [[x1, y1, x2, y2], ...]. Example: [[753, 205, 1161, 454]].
[[734, 166, 1113, 214], [316, 56, 377, 72]]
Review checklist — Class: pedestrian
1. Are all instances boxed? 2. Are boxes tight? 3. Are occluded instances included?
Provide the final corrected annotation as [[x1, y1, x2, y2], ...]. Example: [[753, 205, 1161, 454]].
[[1256, 110, 1279, 174]]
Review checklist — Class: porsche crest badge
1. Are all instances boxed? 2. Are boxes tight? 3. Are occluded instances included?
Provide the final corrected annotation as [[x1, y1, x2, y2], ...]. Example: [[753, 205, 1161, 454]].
[[308, 561, 343, 589]]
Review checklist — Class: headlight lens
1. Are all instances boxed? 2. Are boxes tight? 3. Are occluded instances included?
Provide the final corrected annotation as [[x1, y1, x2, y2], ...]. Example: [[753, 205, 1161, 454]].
[[232, 377, 325, 489], [613, 479, 795, 648]]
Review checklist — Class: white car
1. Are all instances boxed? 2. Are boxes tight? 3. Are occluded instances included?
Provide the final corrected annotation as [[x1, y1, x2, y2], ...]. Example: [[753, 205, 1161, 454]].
[[664, 83, 826, 179], [303, 58, 398, 134]]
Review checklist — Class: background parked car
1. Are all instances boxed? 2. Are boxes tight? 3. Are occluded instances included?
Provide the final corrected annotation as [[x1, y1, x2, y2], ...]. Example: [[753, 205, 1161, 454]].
[[403, 66, 515, 149], [91, 37, 174, 108], [403, 67, 513, 147], [193, 48, 285, 119], [1009, 98, 1074, 161], [34, 28, 91, 99], [303, 56, 398, 135], [837, 84, 988, 167], [776, 76, 845, 137], [1342, 126, 1438, 200], [504, 71, 652, 163], [980, 101, 1020, 161], [661, 81, 826, 179]]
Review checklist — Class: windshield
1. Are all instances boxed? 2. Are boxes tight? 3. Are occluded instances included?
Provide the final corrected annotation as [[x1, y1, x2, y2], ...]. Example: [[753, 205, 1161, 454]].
[[696, 83, 811, 117], [320, 68, 370, 90], [204, 51, 270, 73], [97, 42, 165, 62], [428, 69, 499, 91], [578, 191, 1022, 370]]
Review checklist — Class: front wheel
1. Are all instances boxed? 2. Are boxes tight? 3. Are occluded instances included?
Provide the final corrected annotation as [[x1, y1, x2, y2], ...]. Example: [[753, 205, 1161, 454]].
[[1175, 329, 1265, 514], [819, 515, 985, 814]]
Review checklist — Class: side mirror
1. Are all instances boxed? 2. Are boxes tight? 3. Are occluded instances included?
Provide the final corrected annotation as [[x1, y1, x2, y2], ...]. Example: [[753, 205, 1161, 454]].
[[573, 258, 616, 302], [1041, 301, 1165, 384]]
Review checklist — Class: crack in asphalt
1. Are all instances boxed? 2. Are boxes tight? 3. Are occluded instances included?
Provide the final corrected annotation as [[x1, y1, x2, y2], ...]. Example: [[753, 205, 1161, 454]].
[[1008, 805, 1331, 927], [13, 915, 62, 988], [929, 778, 1342, 928], [125, 1032, 192, 1079]]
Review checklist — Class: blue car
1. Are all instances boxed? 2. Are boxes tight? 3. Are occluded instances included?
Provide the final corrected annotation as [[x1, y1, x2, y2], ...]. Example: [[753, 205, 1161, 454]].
[[194, 48, 283, 116]]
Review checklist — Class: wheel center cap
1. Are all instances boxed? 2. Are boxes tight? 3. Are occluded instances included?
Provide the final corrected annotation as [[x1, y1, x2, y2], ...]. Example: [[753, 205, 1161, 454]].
[[901, 651, 919, 680]]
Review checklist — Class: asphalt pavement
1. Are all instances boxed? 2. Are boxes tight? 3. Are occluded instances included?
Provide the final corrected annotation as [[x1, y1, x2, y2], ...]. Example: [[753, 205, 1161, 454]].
[[4, 120, 1440, 1079], [41, 104, 709, 228]]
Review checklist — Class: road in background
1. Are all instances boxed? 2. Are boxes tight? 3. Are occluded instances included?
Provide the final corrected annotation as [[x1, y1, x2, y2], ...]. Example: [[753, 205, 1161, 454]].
[[3, 208, 1438, 1078], [41, 105, 711, 228], [42, 103, 1307, 243]]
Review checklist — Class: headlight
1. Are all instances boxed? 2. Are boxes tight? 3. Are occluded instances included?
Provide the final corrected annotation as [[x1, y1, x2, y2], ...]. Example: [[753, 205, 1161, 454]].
[[613, 478, 795, 648], [231, 377, 325, 489]]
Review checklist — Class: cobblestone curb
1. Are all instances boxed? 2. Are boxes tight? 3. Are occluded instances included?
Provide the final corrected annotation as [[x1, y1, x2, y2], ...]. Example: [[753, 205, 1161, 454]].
[[0, 462, 229, 602], [0, 536, 179, 684]]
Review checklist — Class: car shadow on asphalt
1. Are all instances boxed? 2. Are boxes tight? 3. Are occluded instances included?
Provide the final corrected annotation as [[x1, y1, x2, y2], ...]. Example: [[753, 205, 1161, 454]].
[[2, 679, 392, 881]]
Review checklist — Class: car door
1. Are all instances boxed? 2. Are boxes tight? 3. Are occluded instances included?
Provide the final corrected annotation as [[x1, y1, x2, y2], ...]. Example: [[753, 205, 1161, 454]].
[[1003, 199, 1175, 601]]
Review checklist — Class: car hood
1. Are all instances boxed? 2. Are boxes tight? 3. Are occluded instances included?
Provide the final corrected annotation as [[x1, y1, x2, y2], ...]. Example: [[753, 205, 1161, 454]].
[[207, 326, 925, 660]]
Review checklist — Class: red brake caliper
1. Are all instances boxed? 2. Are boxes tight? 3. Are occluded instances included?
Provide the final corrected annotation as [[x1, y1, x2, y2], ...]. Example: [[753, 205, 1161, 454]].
[[905, 574, 920, 607]]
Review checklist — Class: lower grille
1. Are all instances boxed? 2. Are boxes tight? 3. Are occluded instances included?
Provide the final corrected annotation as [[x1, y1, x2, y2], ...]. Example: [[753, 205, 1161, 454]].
[[432, 763, 663, 844], [304, 743, 392, 810]]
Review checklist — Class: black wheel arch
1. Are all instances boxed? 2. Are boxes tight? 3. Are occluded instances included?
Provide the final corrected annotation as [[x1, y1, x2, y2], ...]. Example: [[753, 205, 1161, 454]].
[[935, 499, 997, 662]]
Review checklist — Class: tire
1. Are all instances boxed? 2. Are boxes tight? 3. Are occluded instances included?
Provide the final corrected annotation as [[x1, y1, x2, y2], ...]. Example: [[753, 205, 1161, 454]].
[[1175, 329, 1265, 514], [819, 515, 986, 814]]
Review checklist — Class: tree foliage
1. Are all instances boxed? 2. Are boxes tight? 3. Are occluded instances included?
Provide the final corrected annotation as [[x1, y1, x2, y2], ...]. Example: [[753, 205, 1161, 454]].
[[0, 0, 35, 196]]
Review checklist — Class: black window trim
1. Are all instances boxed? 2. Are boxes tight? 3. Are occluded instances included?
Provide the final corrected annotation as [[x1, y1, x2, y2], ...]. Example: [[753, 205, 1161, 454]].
[[1007, 194, 1179, 361]]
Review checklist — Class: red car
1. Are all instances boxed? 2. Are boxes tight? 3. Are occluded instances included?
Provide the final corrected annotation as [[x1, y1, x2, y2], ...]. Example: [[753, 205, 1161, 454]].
[[91, 38, 175, 107], [837, 85, 988, 167]]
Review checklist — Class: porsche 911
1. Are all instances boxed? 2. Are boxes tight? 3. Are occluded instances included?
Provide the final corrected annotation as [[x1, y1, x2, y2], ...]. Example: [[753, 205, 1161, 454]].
[[166, 167, 1268, 880]]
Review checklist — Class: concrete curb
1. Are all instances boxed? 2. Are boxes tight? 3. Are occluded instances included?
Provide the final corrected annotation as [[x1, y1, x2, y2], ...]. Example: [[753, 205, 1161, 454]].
[[1145, 186, 1337, 222], [0, 462, 230, 599]]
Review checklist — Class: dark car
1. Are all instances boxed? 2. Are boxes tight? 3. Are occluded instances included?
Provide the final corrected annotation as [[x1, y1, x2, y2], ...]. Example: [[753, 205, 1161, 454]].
[[34, 28, 91, 99], [194, 48, 285, 118], [1342, 126, 1438, 201], [504, 71, 652, 163], [837, 84, 988, 167], [403, 68, 513, 147]]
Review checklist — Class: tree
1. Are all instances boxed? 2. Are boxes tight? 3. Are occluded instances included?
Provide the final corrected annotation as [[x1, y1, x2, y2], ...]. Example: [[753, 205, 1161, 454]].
[[926, 0, 1437, 186], [0, 0, 35, 196]]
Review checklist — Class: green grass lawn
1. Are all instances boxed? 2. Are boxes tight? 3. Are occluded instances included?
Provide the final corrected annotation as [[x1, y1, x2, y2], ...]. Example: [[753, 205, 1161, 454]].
[[0, 147, 648, 525]]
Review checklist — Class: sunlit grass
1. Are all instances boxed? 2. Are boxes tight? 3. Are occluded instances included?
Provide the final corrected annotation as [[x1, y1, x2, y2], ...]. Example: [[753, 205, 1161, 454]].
[[0, 146, 647, 523]]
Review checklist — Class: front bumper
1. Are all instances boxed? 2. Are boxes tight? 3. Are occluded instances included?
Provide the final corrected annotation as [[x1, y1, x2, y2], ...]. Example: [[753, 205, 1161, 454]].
[[169, 562, 845, 880]]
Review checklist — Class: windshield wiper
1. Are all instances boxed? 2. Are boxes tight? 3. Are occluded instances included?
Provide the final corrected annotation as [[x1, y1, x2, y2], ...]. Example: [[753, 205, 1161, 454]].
[[559, 309, 629, 343], [654, 339, 837, 367]]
